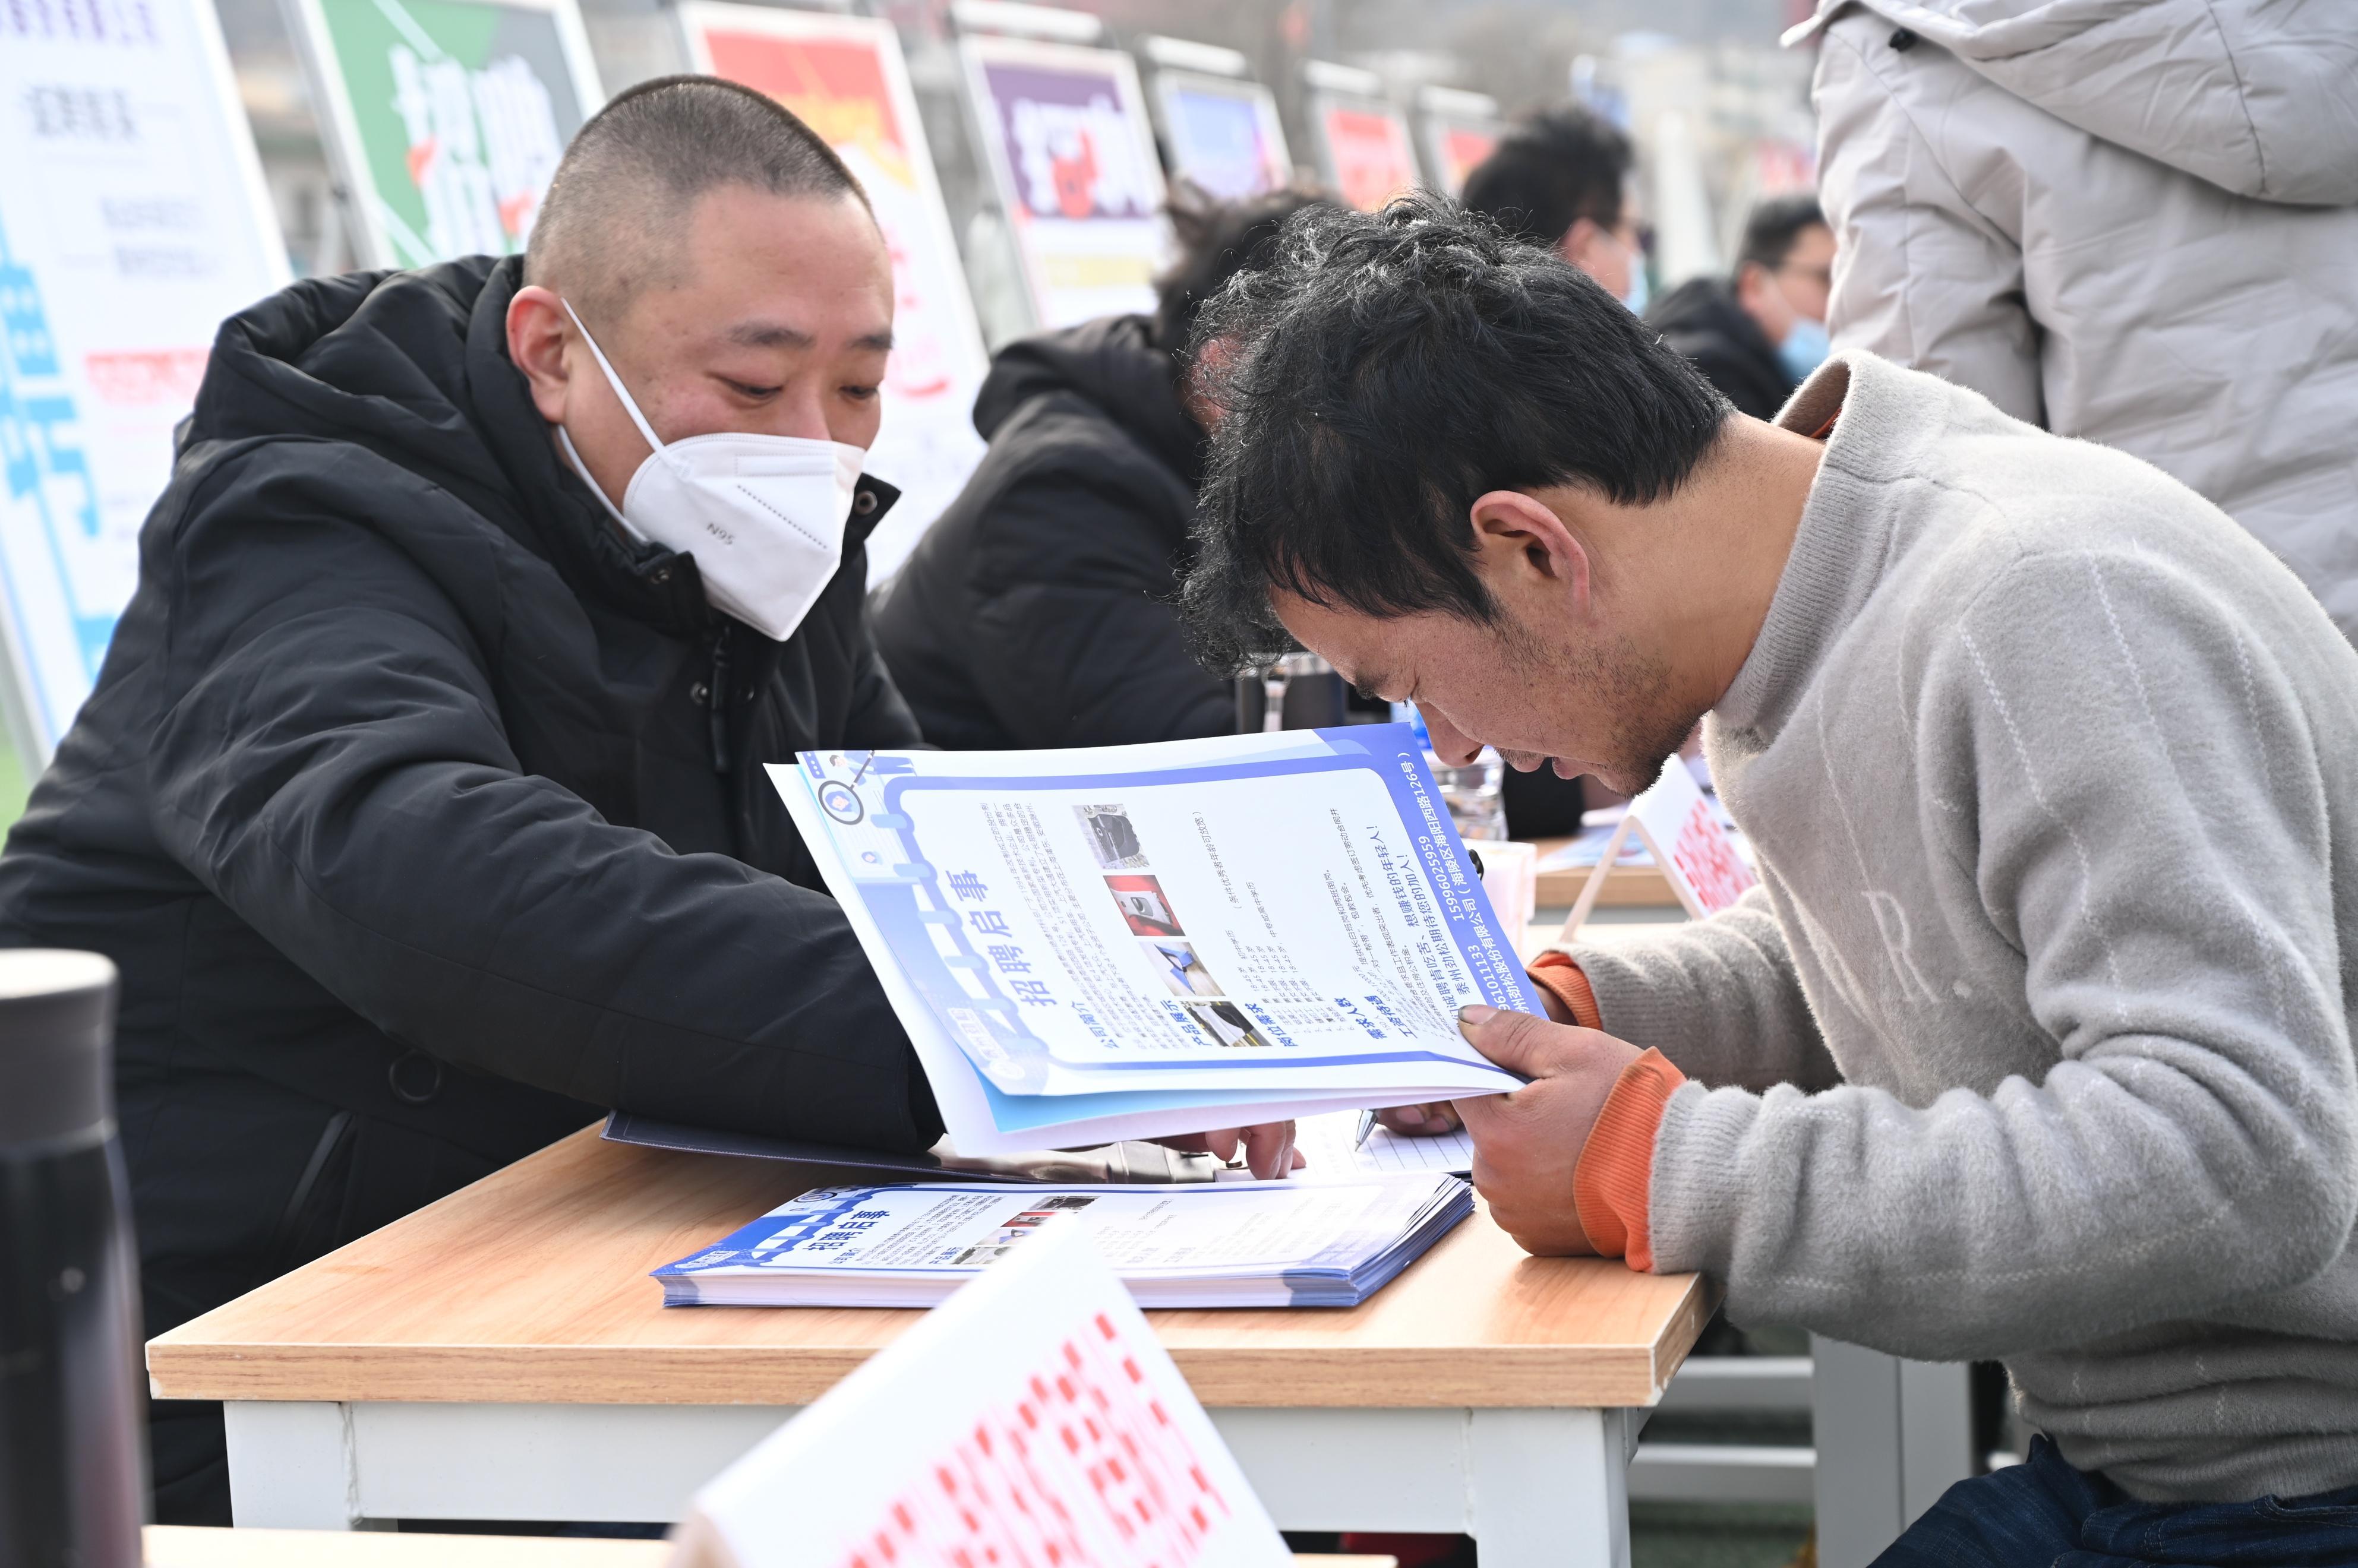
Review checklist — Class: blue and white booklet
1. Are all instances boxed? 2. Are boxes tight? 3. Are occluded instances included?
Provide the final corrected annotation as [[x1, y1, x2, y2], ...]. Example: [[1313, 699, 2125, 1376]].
[[769, 726, 1539, 1155], [653, 1171, 1473, 1309]]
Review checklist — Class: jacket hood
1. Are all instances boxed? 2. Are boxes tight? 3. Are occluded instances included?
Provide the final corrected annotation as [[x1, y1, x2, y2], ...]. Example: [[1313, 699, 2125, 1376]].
[[971, 314, 1204, 485], [187, 256, 693, 622], [1788, 0, 2358, 206]]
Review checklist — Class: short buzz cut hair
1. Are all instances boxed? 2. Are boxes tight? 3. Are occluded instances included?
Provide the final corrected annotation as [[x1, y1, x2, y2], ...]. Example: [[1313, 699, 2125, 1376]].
[[1460, 105, 1633, 249], [1736, 192, 1828, 275], [1178, 192, 1729, 675], [526, 74, 866, 326]]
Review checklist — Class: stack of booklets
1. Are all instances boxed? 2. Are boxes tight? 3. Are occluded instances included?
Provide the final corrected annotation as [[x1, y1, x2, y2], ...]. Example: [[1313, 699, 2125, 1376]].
[[653, 1171, 1473, 1309], [771, 726, 1543, 1156]]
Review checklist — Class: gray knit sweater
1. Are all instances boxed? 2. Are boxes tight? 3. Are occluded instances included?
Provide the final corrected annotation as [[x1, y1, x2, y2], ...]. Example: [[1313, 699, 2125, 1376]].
[[1574, 352, 2358, 1503]]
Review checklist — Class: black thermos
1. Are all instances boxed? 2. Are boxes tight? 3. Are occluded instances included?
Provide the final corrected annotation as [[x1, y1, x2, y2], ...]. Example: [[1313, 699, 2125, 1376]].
[[0, 951, 143, 1567]]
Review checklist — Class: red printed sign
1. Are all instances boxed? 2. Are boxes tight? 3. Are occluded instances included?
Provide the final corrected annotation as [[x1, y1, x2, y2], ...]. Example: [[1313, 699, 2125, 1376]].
[[1317, 100, 1421, 211], [841, 1309, 1229, 1568], [1668, 796, 1756, 913], [83, 349, 210, 406]]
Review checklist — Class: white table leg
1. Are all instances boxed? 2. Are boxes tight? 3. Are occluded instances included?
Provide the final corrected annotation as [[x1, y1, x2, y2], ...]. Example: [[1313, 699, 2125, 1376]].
[[223, 1401, 364, 1529], [1468, 1408, 1633, 1568]]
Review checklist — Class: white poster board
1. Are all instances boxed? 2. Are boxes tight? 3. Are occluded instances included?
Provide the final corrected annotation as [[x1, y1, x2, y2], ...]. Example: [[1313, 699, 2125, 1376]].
[[1418, 88, 1504, 199], [667, 1216, 1292, 1567], [679, 4, 991, 581], [1568, 755, 1757, 925], [0, 0, 291, 757], [286, 0, 604, 270], [1308, 90, 1422, 213], [959, 31, 1168, 331], [1150, 69, 1292, 201]]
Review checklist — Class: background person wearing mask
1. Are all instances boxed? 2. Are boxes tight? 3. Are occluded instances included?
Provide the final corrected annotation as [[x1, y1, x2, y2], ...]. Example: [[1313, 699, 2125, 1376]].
[[872, 186, 1330, 750], [1798, 0, 2358, 642], [1647, 194, 1834, 418], [0, 77, 1295, 1522], [1461, 105, 1649, 314]]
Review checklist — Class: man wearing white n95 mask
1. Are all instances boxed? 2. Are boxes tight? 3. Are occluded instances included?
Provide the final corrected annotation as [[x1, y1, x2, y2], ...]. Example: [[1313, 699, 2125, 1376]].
[[0, 75, 1294, 1525]]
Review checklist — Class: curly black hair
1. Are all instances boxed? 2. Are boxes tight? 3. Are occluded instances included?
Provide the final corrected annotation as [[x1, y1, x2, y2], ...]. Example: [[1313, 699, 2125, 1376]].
[[1178, 191, 1729, 675]]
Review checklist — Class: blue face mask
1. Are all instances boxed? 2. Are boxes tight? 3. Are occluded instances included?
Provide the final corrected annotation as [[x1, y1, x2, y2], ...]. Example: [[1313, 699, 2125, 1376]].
[[1620, 267, 1650, 317], [1773, 315, 1829, 382], [1778, 315, 1831, 382]]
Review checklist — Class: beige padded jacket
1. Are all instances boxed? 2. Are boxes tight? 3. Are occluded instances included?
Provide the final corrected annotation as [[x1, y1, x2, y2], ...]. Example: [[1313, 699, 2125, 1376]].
[[1791, 0, 2358, 641]]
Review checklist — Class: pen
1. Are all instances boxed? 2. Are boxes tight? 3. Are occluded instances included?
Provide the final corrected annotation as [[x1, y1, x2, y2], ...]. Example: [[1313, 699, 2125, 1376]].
[[1352, 1108, 1377, 1151]]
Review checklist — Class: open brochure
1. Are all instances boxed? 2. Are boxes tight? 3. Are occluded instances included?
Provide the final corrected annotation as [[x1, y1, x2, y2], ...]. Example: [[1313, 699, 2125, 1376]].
[[769, 726, 1538, 1154], [653, 1172, 1473, 1309]]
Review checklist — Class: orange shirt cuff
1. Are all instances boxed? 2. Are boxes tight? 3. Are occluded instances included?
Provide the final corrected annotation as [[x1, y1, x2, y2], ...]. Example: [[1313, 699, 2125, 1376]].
[[1571, 1048, 1685, 1272], [1528, 950, 1604, 1030]]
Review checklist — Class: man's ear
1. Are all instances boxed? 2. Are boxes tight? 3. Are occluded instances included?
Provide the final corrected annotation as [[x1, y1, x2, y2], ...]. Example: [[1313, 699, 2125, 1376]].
[[1469, 489, 1593, 611], [1732, 259, 1772, 315], [506, 284, 574, 426], [1556, 217, 1599, 274]]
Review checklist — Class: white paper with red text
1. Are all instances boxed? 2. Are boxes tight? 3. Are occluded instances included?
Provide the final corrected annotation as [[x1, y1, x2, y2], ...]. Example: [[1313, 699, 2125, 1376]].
[[667, 1216, 1290, 1568]]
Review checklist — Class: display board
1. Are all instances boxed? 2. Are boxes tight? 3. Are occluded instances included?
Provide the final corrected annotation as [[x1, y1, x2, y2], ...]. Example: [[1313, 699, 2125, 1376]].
[[288, 0, 604, 268], [1309, 93, 1422, 212], [959, 32, 1167, 330], [0, 0, 291, 757], [1150, 70, 1291, 201], [1419, 98, 1503, 198], [680, 3, 990, 581]]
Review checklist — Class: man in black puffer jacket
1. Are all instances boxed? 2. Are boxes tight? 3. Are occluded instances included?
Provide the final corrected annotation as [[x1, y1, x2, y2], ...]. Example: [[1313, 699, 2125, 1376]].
[[1644, 195, 1835, 421], [873, 189, 1330, 748], [0, 78, 949, 1521]]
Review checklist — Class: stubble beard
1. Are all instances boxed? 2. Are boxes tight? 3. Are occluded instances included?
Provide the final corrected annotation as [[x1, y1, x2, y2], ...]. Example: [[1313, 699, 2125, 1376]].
[[1517, 615, 1700, 796]]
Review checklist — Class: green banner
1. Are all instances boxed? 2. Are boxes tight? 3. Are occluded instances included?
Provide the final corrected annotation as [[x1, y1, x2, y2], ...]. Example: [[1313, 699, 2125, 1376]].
[[314, 0, 590, 265]]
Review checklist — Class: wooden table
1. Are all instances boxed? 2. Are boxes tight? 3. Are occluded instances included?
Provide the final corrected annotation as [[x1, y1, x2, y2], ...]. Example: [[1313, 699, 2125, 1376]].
[[1527, 836, 1681, 911], [151, 1128, 1711, 1567], [144, 1526, 1393, 1567]]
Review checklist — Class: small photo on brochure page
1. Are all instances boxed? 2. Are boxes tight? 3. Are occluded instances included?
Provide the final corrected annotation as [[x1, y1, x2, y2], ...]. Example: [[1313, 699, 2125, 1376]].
[[776, 729, 1539, 1099]]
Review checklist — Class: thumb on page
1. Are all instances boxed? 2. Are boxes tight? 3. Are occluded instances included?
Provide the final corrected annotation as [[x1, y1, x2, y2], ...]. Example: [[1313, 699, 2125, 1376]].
[[1457, 1003, 1564, 1080]]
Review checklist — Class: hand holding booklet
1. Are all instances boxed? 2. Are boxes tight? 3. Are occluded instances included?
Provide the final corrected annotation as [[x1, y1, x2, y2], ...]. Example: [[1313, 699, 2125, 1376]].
[[769, 725, 1542, 1156]]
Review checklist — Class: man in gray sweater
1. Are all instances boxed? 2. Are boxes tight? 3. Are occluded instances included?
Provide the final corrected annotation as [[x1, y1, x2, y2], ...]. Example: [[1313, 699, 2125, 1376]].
[[1181, 194, 2358, 1560]]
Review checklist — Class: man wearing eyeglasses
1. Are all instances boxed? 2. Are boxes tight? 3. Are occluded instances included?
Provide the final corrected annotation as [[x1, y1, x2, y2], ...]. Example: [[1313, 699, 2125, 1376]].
[[1649, 195, 1836, 419]]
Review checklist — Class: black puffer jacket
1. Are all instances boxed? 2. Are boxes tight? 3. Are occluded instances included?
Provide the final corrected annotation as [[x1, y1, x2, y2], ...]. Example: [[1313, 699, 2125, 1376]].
[[0, 257, 939, 1519], [872, 315, 1230, 750], [1646, 277, 1797, 421]]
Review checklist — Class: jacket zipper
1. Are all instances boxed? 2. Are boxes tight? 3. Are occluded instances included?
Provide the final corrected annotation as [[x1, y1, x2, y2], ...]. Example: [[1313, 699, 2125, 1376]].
[[707, 624, 733, 774]]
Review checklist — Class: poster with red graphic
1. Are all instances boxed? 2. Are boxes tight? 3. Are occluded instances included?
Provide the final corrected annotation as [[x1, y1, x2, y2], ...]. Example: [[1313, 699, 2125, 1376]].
[[960, 33, 1167, 330], [1422, 117, 1501, 198], [0, 0, 290, 757], [680, 4, 989, 579], [670, 1218, 1291, 1568], [1311, 93, 1421, 211]]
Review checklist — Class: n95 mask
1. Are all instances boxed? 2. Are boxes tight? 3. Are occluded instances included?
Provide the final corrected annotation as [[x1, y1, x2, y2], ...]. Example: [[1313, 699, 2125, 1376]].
[[556, 301, 865, 643]]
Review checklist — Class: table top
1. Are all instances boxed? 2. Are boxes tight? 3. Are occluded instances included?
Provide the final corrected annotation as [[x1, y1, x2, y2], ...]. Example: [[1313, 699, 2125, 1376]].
[[144, 1528, 1394, 1567], [149, 1126, 1710, 1411], [1527, 836, 1681, 911]]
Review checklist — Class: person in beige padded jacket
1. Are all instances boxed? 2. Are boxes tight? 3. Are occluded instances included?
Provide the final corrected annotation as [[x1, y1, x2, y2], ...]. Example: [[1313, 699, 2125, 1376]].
[[1794, 0, 2358, 643]]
